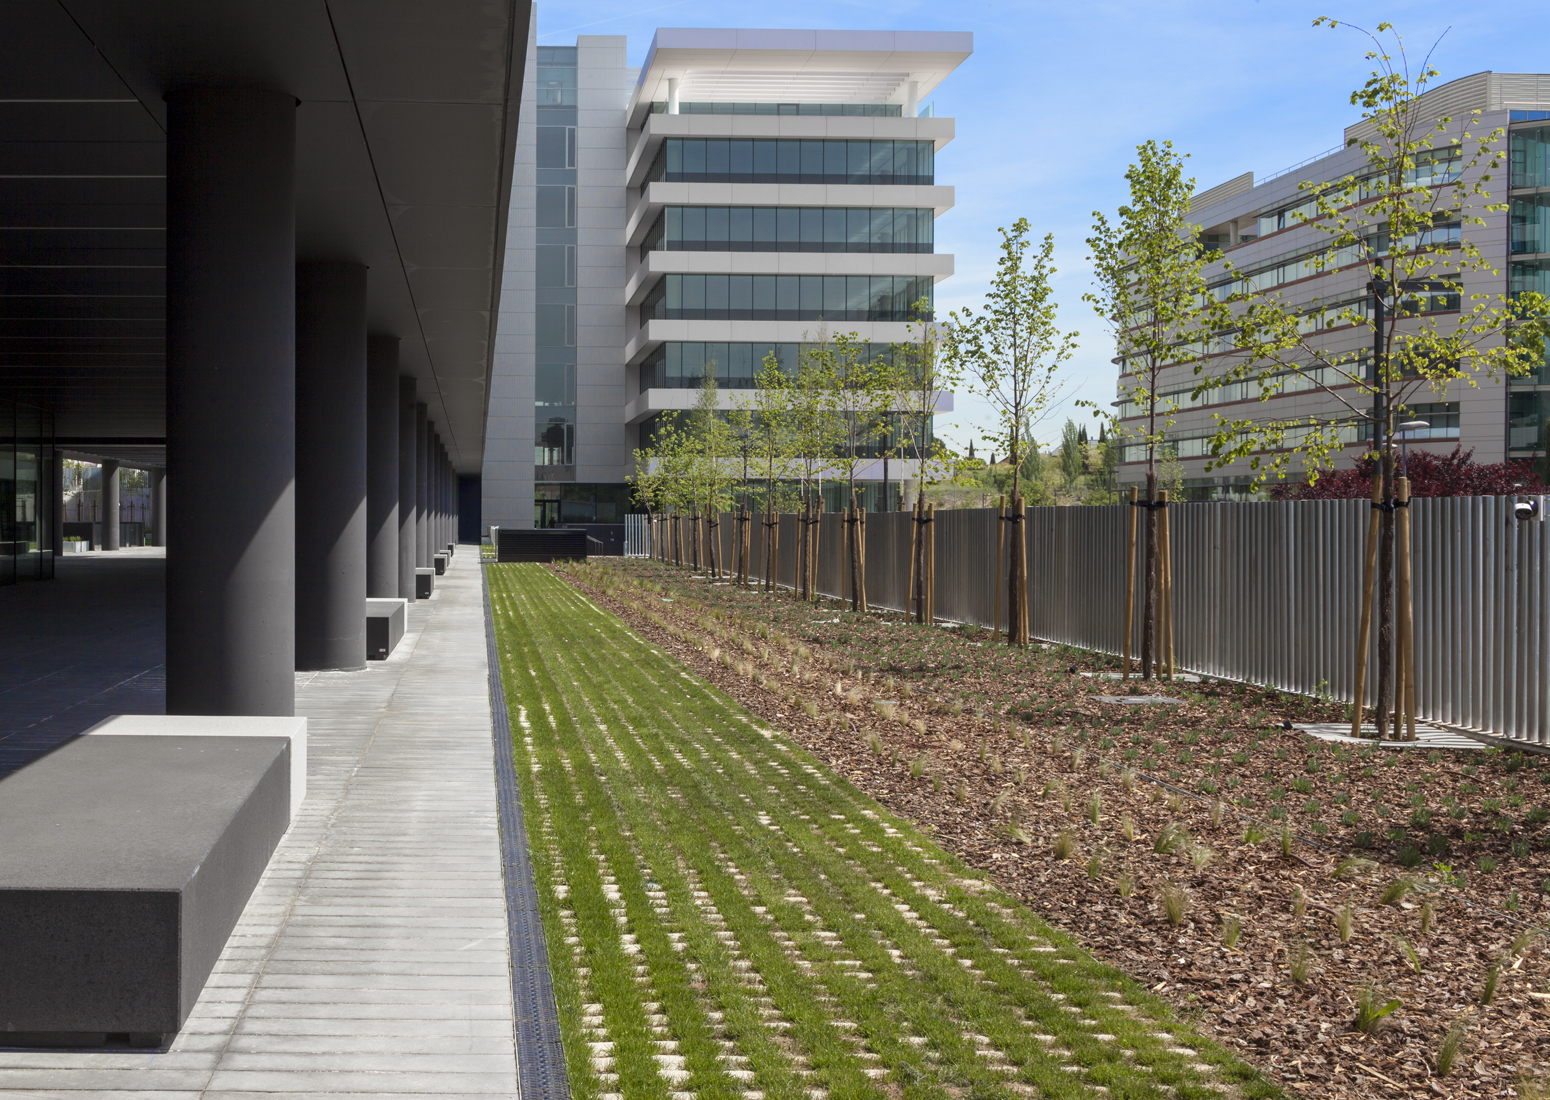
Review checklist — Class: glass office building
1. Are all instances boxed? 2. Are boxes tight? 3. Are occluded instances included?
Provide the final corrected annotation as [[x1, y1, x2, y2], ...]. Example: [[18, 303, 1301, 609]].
[[482, 26, 970, 527], [1119, 73, 1550, 496]]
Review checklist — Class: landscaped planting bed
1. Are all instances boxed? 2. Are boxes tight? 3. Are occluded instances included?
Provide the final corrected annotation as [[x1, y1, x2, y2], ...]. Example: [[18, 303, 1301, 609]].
[[488, 563, 1281, 1100], [552, 558, 1550, 1100]]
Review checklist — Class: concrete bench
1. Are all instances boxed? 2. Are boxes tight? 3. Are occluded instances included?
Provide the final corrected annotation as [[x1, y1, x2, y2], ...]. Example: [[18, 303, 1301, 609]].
[[366, 597, 408, 659], [432, 552, 447, 575], [0, 729, 297, 1047], [415, 566, 434, 599]]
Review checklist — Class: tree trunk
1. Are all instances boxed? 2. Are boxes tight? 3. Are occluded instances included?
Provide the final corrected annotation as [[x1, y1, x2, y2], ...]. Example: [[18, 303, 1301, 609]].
[[1377, 449, 1395, 738], [848, 491, 861, 613], [1141, 468, 1158, 680]]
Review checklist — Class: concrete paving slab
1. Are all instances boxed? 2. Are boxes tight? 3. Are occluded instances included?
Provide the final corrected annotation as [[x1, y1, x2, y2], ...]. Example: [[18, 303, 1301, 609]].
[[0, 550, 520, 1097]]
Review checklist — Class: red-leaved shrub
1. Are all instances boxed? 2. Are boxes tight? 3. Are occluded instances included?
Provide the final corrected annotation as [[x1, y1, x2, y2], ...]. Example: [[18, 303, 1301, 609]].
[[1270, 446, 1547, 500]]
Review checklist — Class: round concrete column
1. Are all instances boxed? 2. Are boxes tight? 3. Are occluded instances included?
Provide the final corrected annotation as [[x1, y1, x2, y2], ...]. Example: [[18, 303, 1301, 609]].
[[295, 261, 368, 671], [398, 377, 418, 600], [415, 405, 429, 567], [150, 469, 166, 546], [366, 335, 399, 598], [166, 88, 296, 716], [100, 460, 121, 551]]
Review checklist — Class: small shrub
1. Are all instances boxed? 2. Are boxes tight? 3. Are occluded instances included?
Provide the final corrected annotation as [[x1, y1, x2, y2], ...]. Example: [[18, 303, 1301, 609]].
[[1478, 856, 1499, 873], [1379, 879, 1414, 906], [1288, 940, 1312, 983], [1353, 986, 1401, 1034], [1398, 846, 1423, 868], [1154, 823, 1190, 855], [1243, 821, 1267, 845], [1436, 1018, 1467, 1077], [1222, 914, 1243, 948], [1479, 961, 1501, 1005], [1353, 830, 1375, 849]]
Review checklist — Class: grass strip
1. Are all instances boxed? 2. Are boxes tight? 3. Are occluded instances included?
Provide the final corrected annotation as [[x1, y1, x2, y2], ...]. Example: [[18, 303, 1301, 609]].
[[489, 564, 1282, 1100]]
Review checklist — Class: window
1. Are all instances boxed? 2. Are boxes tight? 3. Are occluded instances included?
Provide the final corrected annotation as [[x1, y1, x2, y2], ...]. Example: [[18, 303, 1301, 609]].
[[536, 68, 576, 107], [648, 139, 934, 185], [640, 275, 932, 324], [640, 206, 933, 254], [536, 185, 576, 228], [536, 304, 576, 346], [639, 342, 903, 390], [536, 245, 576, 288], [648, 101, 904, 117], [1511, 194, 1550, 256], [537, 126, 577, 169]]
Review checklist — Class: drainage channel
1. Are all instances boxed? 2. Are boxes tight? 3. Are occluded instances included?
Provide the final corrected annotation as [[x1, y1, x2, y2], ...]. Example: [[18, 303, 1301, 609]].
[[484, 566, 573, 1100]]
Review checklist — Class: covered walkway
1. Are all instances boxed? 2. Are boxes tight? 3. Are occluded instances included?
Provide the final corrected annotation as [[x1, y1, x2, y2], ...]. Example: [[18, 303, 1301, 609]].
[[0, 551, 520, 1098]]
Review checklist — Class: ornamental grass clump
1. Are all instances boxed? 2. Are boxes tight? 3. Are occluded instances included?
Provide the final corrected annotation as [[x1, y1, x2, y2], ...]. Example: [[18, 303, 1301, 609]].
[[1335, 903, 1354, 943], [1353, 986, 1401, 1034], [1222, 914, 1243, 948], [1053, 830, 1077, 861], [1154, 822, 1190, 855], [1435, 1019, 1467, 1077], [1379, 878, 1414, 906], [1160, 880, 1189, 926]]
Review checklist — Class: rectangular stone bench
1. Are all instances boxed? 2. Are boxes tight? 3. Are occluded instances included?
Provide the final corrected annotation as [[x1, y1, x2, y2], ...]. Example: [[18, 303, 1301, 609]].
[[415, 566, 434, 599], [433, 552, 447, 575], [0, 729, 297, 1048], [366, 597, 408, 660]]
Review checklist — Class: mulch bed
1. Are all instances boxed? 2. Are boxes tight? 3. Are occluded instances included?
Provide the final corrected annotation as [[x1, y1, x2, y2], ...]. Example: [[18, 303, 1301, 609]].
[[553, 560, 1550, 1099]]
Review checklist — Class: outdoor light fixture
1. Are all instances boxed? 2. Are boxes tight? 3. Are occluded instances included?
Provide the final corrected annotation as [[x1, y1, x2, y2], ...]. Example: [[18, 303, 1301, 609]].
[[1396, 419, 1430, 479], [1515, 498, 1544, 522]]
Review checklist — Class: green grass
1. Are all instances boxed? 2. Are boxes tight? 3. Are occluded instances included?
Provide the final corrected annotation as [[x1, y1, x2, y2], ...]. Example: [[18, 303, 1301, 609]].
[[488, 563, 1281, 1100]]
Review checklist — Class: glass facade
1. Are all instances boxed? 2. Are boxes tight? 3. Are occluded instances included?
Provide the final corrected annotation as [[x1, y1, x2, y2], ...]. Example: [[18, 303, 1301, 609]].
[[1511, 124, 1550, 190], [0, 399, 55, 585], [649, 101, 902, 117], [641, 206, 933, 254], [536, 50, 578, 471], [1512, 193, 1550, 255], [640, 274, 932, 324], [647, 139, 934, 185], [638, 341, 903, 390]]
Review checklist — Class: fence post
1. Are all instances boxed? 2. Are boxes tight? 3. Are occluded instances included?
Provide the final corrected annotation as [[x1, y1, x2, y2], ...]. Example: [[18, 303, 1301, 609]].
[[1352, 477, 1383, 737], [1124, 486, 1137, 678]]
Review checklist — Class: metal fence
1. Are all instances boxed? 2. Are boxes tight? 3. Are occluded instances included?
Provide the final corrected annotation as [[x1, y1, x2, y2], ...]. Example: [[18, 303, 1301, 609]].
[[681, 498, 1549, 747], [625, 514, 648, 557]]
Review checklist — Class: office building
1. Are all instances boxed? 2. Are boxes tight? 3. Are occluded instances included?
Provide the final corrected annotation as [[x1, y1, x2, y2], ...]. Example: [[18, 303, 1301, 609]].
[[484, 27, 971, 527], [1116, 72, 1550, 495]]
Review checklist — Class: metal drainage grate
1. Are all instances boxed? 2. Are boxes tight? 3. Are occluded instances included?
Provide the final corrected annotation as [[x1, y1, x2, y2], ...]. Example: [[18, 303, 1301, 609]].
[[483, 567, 571, 1100]]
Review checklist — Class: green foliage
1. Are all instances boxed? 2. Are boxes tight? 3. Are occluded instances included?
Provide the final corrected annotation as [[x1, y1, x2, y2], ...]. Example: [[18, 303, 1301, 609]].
[[1200, 22, 1550, 486]]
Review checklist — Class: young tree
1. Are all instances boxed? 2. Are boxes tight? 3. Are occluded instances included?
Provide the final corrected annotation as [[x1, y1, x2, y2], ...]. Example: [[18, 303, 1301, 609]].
[[891, 301, 957, 513], [943, 220, 1076, 645], [1086, 140, 1231, 677], [685, 370, 735, 575], [786, 335, 847, 600], [733, 352, 800, 592], [1197, 23, 1550, 732]]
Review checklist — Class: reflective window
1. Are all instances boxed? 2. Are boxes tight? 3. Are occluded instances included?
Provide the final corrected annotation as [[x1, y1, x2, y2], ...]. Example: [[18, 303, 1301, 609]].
[[1512, 194, 1550, 255], [649, 139, 934, 185], [648, 101, 904, 117], [641, 206, 933, 254], [1512, 124, 1550, 189], [641, 274, 932, 324], [638, 341, 904, 390]]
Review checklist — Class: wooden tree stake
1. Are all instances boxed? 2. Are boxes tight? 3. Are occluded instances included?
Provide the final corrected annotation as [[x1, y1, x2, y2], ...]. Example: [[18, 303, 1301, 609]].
[[1124, 486, 1138, 679], [1352, 477, 1383, 738]]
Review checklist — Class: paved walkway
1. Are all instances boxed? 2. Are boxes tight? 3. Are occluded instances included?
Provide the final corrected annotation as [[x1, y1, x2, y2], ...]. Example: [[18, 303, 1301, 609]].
[[0, 550, 519, 1098]]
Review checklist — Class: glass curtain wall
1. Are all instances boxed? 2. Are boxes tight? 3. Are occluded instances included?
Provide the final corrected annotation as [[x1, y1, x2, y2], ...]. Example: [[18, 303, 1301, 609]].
[[535, 45, 578, 472], [0, 399, 55, 585], [640, 274, 932, 324], [647, 139, 934, 185], [641, 207, 933, 254]]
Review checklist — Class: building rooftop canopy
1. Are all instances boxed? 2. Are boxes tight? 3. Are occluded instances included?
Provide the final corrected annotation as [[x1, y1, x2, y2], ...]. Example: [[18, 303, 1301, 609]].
[[631, 28, 972, 115]]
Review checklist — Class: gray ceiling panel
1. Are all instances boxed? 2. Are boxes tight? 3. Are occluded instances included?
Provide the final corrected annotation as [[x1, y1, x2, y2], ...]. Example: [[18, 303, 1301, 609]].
[[0, 0, 528, 471]]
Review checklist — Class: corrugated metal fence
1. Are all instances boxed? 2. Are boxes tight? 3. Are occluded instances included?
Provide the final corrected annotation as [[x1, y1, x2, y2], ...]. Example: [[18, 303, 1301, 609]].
[[683, 498, 1549, 746]]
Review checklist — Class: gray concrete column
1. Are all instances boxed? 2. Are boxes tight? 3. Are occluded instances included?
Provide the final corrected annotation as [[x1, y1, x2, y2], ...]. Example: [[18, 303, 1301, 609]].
[[366, 335, 399, 598], [295, 261, 368, 671], [415, 405, 429, 567], [101, 460, 120, 551], [432, 434, 443, 551], [166, 88, 296, 717], [150, 469, 166, 547], [398, 377, 418, 600]]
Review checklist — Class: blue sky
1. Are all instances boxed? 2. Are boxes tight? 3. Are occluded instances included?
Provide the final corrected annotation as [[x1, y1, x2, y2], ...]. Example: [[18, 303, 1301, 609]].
[[537, 0, 1537, 456]]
